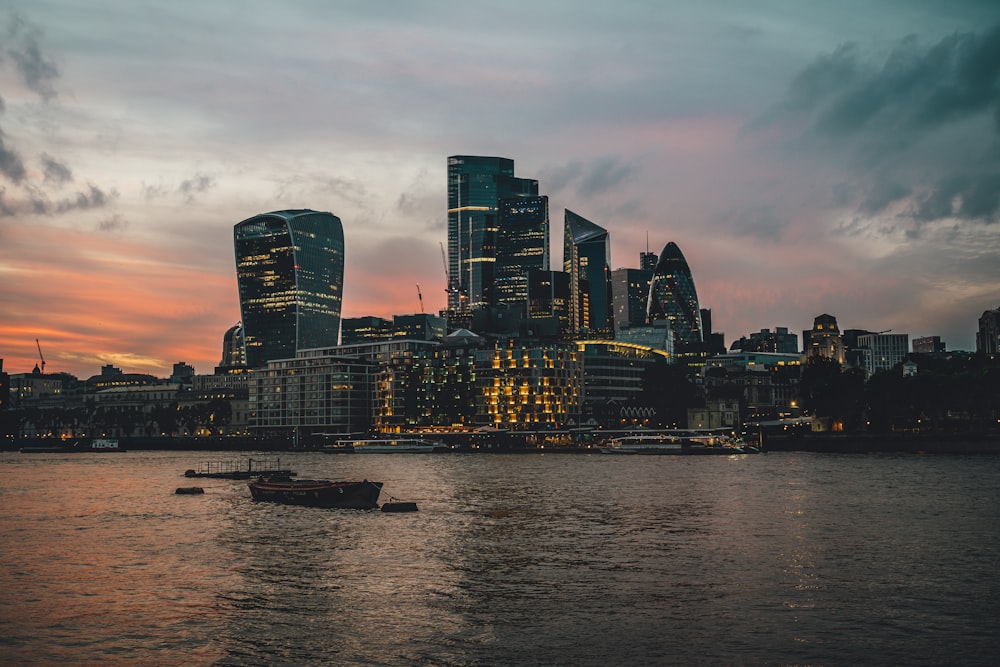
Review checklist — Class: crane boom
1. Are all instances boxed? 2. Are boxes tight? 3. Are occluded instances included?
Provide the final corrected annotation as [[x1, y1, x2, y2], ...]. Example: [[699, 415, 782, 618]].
[[36, 338, 45, 373], [416, 283, 424, 313], [440, 242, 451, 293]]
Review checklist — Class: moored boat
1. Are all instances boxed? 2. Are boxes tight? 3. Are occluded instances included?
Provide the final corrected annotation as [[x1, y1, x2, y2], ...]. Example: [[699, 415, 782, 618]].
[[247, 477, 383, 509], [598, 430, 746, 455], [324, 438, 449, 454]]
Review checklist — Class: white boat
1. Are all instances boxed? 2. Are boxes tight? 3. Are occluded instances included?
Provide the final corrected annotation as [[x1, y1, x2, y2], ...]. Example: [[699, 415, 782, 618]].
[[598, 430, 745, 455], [323, 438, 449, 454]]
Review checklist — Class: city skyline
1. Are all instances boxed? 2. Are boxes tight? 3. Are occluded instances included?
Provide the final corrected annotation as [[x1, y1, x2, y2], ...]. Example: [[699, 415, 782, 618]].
[[1, 2, 999, 378]]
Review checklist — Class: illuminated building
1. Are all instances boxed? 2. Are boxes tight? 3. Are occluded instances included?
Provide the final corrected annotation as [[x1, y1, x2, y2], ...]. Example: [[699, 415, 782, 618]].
[[447, 156, 537, 313], [234, 209, 344, 369], [803, 314, 845, 363], [341, 316, 392, 345], [564, 210, 612, 337], [611, 268, 653, 334], [646, 242, 703, 349], [912, 336, 946, 354], [392, 314, 447, 341], [217, 323, 246, 371], [494, 195, 550, 313], [375, 335, 582, 431]]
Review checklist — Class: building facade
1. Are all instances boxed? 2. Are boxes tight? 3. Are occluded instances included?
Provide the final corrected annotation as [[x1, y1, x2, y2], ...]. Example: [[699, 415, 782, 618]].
[[234, 210, 344, 368], [494, 195, 550, 313], [646, 242, 703, 350], [857, 332, 910, 378], [611, 268, 654, 334], [564, 209, 612, 338], [447, 156, 537, 313], [730, 327, 799, 354], [803, 314, 845, 363], [977, 309, 1000, 354]]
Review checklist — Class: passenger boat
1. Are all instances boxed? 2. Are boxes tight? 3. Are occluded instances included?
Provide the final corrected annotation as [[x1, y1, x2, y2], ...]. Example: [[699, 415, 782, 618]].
[[247, 477, 383, 509], [324, 438, 449, 454], [597, 431, 747, 455], [20, 438, 125, 453]]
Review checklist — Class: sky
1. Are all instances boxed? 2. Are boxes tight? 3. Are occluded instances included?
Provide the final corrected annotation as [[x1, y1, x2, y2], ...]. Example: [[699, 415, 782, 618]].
[[1, 0, 999, 379]]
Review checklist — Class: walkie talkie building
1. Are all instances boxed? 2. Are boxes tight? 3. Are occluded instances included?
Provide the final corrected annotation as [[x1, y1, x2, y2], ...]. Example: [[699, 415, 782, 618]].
[[234, 209, 344, 368]]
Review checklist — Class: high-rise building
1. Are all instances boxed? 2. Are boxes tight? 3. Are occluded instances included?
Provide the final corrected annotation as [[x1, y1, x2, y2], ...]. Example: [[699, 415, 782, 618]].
[[611, 268, 653, 334], [216, 323, 246, 372], [494, 195, 550, 313], [234, 209, 344, 368], [977, 308, 1000, 354], [640, 250, 658, 271], [447, 156, 537, 313], [564, 210, 612, 337], [646, 242, 703, 349]]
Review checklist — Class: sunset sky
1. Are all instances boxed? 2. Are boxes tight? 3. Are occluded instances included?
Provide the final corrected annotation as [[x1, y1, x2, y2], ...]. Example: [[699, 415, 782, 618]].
[[1, 1, 999, 379]]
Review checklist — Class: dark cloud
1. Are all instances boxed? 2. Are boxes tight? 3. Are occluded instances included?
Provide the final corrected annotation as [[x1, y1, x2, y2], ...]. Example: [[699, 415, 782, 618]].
[[540, 156, 635, 196], [0, 130, 26, 183], [3, 13, 59, 101], [762, 23, 1000, 144], [41, 153, 72, 185], [858, 176, 912, 215], [49, 184, 118, 213], [912, 172, 1000, 222], [178, 173, 215, 200], [97, 214, 127, 232]]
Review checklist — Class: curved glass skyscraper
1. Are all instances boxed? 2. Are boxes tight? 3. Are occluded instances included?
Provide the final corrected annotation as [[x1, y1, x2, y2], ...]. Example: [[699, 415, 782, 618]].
[[646, 242, 703, 347], [234, 209, 344, 368]]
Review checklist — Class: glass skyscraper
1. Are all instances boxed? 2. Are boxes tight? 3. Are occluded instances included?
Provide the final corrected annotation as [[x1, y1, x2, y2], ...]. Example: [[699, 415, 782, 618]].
[[447, 156, 537, 312], [564, 209, 612, 337], [494, 195, 549, 313], [646, 241, 703, 348], [234, 209, 344, 368]]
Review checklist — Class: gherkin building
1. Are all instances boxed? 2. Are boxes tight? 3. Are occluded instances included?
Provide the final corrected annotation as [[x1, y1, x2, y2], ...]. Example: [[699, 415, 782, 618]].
[[646, 242, 703, 347]]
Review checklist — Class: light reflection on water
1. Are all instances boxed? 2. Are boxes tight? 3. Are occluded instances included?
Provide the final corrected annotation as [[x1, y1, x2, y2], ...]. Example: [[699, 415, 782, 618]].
[[1, 450, 998, 665]]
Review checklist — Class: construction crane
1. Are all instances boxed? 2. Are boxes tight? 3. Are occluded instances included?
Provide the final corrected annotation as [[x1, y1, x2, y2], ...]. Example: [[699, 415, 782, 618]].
[[416, 283, 424, 313], [35, 338, 46, 373], [439, 242, 451, 294]]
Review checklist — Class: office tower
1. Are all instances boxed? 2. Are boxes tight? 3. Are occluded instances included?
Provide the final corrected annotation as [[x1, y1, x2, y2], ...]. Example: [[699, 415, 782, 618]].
[[564, 210, 612, 337], [803, 314, 845, 363], [494, 195, 549, 313], [218, 323, 246, 371], [730, 327, 799, 354], [646, 242, 703, 348], [977, 308, 1000, 354], [341, 316, 393, 345], [447, 156, 538, 312], [234, 209, 344, 368], [611, 268, 653, 334]]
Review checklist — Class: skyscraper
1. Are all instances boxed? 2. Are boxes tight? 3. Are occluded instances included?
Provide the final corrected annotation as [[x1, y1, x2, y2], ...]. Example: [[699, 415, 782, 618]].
[[564, 210, 612, 337], [494, 195, 549, 313], [977, 308, 1000, 354], [646, 242, 703, 348], [611, 267, 653, 334], [234, 209, 344, 368], [447, 156, 537, 313]]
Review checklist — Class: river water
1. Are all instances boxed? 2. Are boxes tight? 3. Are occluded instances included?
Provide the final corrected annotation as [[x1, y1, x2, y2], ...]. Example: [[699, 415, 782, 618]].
[[0, 449, 997, 666]]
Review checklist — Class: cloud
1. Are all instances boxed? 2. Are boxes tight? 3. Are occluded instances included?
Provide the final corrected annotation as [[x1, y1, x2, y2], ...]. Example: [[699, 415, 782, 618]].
[[3, 13, 60, 100], [0, 130, 26, 183], [41, 153, 72, 185], [540, 156, 635, 196], [178, 173, 216, 201]]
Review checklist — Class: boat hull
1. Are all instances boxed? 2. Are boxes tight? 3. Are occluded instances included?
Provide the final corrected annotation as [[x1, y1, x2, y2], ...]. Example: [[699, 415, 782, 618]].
[[248, 479, 383, 509]]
